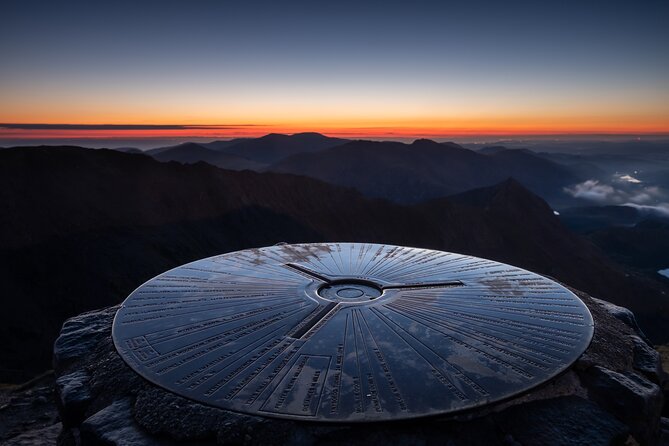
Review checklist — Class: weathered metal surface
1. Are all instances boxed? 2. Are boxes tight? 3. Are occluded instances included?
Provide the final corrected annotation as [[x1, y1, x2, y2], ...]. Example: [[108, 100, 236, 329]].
[[112, 243, 594, 422]]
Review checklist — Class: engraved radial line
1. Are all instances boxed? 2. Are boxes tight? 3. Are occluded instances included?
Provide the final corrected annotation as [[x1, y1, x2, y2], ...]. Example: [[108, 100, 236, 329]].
[[184, 258, 300, 280], [146, 305, 310, 358], [350, 243, 361, 272], [372, 250, 426, 278], [335, 243, 347, 275], [359, 245, 386, 276], [123, 294, 297, 315], [365, 246, 408, 277], [126, 288, 298, 303], [396, 285, 572, 299], [290, 302, 339, 339], [147, 301, 309, 344], [357, 309, 407, 411], [353, 309, 382, 414], [373, 248, 438, 277], [283, 263, 331, 283], [209, 261, 296, 279], [330, 244, 346, 275], [243, 343, 301, 406], [143, 300, 306, 342], [394, 293, 579, 320], [349, 243, 360, 273], [363, 247, 406, 277], [410, 256, 485, 275], [221, 338, 296, 401], [396, 284, 569, 294], [142, 313, 297, 370], [161, 324, 282, 380], [363, 246, 398, 277], [397, 305, 569, 356], [182, 264, 302, 283], [438, 309, 580, 345], [318, 248, 339, 276], [131, 305, 287, 339], [414, 297, 580, 308], [393, 260, 474, 281], [441, 307, 583, 340], [351, 309, 365, 414], [355, 243, 371, 273], [397, 296, 587, 324], [202, 339, 287, 398], [335, 311, 349, 414], [378, 254, 459, 282], [289, 249, 339, 276], [382, 281, 464, 290], [121, 297, 304, 324], [360, 247, 385, 276], [236, 251, 294, 271], [135, 283, 299, 294], [128, 291, 298, 305], [396, 291, 579, 311], [393, 298, 585, 330], [181, 267, 304, 284], [390, 302, 554, 366], [383, 305, 534, 379], [370, 307, 483, 399]]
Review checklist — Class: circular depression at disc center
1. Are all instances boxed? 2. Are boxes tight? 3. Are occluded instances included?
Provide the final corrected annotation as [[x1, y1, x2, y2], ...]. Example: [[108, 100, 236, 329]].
[[318, 279, 383, 302]]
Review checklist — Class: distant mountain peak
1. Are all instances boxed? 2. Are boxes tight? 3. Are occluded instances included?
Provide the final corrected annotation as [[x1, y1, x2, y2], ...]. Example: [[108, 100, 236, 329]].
[[292, 132, 328, 138], [411, 138, 439, 145], [221, 132, 349, 164]]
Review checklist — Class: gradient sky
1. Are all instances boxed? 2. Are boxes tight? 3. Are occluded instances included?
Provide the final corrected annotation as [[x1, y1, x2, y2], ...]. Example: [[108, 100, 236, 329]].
[[2, 0, 668, 140]]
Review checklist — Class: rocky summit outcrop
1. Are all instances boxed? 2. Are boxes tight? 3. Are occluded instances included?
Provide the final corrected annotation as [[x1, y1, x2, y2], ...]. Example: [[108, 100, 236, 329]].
[[52, 290, 668, 446]]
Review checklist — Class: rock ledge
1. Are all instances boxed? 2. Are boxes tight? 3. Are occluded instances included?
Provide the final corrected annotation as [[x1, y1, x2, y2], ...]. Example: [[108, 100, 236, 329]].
[[54, 290, 666, 445]]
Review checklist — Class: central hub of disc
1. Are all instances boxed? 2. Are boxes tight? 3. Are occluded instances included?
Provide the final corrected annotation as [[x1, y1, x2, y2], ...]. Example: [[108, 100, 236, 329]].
[[318, 280, 382, 302], [336, 287, 364, 298]]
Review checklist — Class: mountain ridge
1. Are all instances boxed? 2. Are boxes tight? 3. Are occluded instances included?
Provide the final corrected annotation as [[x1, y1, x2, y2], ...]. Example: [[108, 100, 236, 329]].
[[269, 138, 581, 204], [148, 142, 265, 170]]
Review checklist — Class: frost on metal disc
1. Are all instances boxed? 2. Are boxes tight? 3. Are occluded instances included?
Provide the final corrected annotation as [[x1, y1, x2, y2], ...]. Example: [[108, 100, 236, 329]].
[[112, 243, 594, 422]]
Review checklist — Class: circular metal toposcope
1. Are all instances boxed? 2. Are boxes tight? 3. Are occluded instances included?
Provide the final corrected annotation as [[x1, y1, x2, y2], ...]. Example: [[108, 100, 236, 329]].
[[113, 243, 594, 422]]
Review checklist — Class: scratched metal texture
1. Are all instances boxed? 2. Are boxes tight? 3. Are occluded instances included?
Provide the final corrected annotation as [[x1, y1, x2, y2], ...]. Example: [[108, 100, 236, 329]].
[[112, 243, 594, 422]]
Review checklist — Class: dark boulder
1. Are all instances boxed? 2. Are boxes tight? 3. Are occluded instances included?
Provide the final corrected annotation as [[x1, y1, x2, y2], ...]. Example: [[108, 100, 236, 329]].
[[55, 370, 92, 426], [579, 366, 663, 444], [493, 395, 629, 446]]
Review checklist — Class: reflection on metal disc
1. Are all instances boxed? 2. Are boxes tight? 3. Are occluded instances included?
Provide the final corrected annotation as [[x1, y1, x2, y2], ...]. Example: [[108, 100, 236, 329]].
[[112, 243, 594, 422]]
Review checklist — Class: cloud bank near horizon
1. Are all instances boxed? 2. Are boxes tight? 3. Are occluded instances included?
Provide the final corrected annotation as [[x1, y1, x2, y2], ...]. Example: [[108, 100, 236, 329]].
[[565, 175, 669, 218]]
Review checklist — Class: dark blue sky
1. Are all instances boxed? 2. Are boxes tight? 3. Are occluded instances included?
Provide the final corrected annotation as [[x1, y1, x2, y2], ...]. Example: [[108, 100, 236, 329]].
[[1, 0, 668, 137]]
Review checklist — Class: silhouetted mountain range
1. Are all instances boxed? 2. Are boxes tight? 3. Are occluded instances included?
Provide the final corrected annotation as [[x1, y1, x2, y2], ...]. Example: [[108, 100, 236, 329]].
[[2, 146, 668, 381], [218, 132, 349, 164], [146, 133, 348, 171], [200, 138, 250, 152], [269, 139, 581, 204], [137, 134, 669, 211], [148, 142, 265, 170]]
